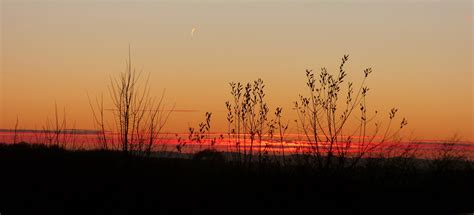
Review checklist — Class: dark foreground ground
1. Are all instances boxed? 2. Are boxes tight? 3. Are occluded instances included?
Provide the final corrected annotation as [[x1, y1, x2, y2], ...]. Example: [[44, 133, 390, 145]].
[[0, 143, 473, 215]]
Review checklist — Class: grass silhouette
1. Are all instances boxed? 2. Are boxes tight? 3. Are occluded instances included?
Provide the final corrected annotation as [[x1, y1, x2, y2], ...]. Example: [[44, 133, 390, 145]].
[[1, 53, 473, 214]]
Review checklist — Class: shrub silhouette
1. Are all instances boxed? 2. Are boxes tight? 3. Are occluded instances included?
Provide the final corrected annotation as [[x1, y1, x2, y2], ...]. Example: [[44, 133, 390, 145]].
[[89, 47, 173, 156], [192, 149, 225, 163], [294, 55, 408, 169]]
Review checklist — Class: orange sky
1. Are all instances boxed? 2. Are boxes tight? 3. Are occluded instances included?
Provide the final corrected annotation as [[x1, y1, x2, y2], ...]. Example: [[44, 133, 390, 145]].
[[1, 0, 473, 141]]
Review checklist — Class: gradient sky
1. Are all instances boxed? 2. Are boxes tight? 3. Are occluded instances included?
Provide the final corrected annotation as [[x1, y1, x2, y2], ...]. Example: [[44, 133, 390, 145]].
[[1, 0, 473, 141]]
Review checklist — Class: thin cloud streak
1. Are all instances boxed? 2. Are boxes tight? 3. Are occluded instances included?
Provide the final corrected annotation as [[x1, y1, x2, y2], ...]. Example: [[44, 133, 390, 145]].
[[104, 109, 199, 112]]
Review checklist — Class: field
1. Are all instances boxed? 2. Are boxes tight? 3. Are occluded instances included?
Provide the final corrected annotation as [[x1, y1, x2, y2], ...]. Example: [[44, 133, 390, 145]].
[[1, 142, 473, 214]]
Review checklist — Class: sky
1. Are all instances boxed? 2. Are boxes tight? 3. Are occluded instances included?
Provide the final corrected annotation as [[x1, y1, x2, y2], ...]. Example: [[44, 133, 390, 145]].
[[1, 0, 473, 141]]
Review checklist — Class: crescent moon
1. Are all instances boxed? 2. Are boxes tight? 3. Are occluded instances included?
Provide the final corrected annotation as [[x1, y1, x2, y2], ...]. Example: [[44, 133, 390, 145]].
[[191, 27, 197, 38]]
